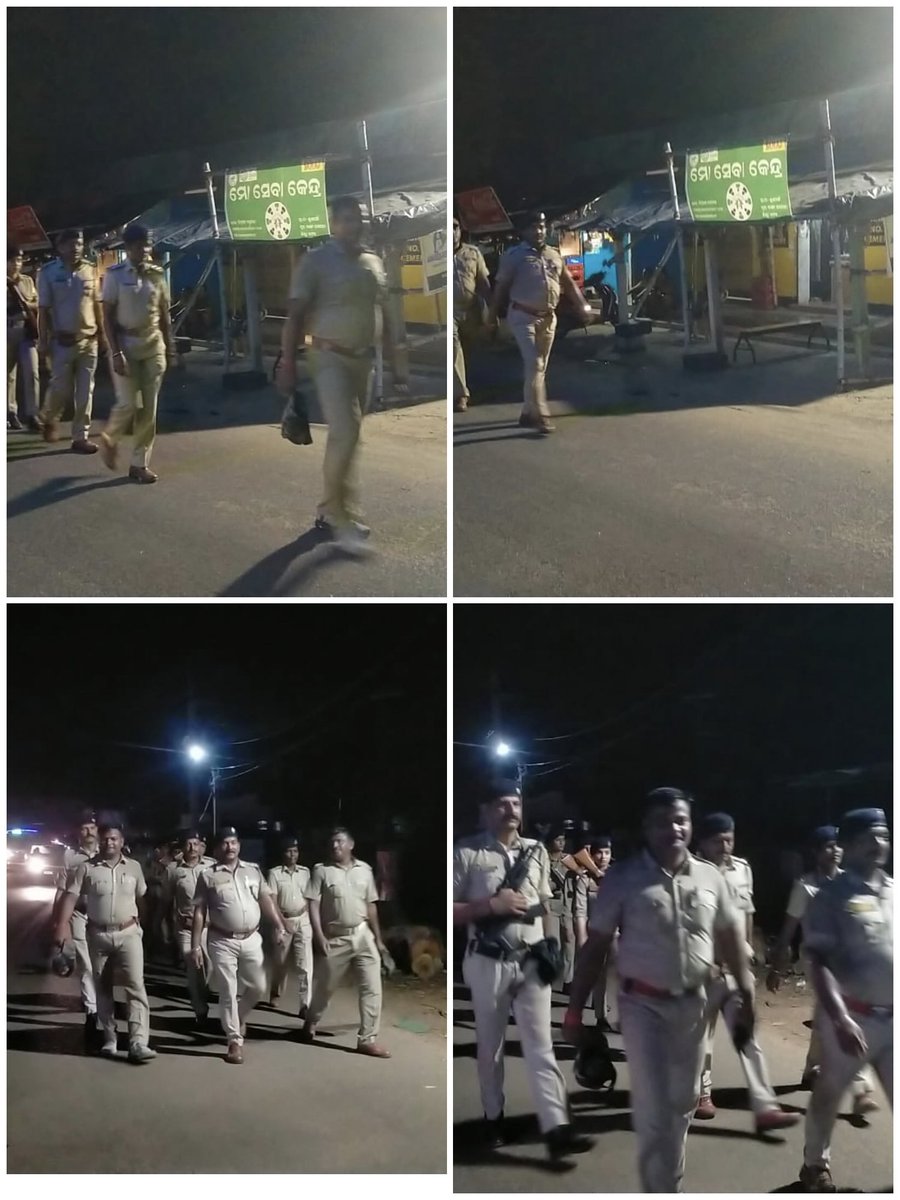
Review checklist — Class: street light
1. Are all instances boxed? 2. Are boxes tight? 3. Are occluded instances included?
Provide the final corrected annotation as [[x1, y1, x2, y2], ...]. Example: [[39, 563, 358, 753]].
[[494, 741, 512, 758], [186, 743, 207, 764]]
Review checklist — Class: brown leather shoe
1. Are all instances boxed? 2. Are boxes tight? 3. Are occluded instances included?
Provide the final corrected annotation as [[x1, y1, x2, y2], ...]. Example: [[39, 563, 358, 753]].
[[225, 1041, 244, 1065], [41, 420, 60, 443], [755, 1108, 801, 1134], [99, 433, 118, 470], [694, 1095, 716, 1120], [71, 439, 99, 455], [128, 466, 158, 484], [356, 1041, 391, 1058]]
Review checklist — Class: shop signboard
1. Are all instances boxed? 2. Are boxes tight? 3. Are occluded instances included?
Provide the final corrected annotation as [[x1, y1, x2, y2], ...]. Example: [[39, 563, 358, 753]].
[[685, 142, 792, 223], [8, 205, 51, 251], [224, 162, 329, 242], [455, 186, 512, 233], [419, 228, 447, 294]]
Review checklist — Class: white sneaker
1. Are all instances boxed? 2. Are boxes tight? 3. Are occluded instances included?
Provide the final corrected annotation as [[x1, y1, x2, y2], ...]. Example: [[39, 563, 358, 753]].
[[333, 524, 374, 558], [100, 1041, 120, 1058], [128, 1043, 157, 1064], [315, 515, 371, 538], [853, 1092, 880, 1116]]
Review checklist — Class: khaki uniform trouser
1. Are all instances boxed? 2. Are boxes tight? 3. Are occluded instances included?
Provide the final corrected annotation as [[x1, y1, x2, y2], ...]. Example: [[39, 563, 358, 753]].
[[804, 1009, 892, 1168], [207, 928, 266, 1046], [618, 987, 707, 1193], [175, 926, 211, 1016], [700, 973, 778, 1113], [87, 923, 150, 1047], [590, 939, 618, 1024], [268, 913, 313, 1009], [104, 350, 166, 468], [309, 347, 372, 527], [507, 307, 556, 420], [452, 311, 469, 400], [462, 950, 569, 1134], [70, 909, 96, 1013], [40, 338, 98, 440], [7, 326, 39, 417], [800, 954, 872, 1097], [307, 922, 382, 1043]]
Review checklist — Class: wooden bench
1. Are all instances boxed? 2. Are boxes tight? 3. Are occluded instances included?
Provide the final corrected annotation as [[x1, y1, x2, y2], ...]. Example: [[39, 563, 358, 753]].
[[732, 320, 832, 363]]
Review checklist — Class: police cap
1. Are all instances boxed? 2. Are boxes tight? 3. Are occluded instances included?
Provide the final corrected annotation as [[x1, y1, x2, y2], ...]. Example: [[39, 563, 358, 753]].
[[697, 812, 735, 840], [122, 223, 151, 246], [839, 808, 888, 844], [214, 826, 240, 844]]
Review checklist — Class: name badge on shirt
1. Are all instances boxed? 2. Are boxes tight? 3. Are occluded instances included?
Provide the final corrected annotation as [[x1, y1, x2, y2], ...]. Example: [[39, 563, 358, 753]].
[[846, 898, 879, 914]]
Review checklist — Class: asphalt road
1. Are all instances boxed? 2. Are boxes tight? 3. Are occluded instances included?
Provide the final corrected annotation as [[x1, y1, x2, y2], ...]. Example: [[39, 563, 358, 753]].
[[452, 979, 892, 1193], [454, 330, 892, 597], [7, 880, 446, 1173], [7, 363, 446, 598]]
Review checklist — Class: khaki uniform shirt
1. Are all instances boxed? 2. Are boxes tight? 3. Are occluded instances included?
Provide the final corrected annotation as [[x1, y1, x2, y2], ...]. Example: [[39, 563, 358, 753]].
[[804, 868, 892, 1006], [37, 258, 99, 339], [68, 855, 147, 926], [194, 860, 271, 935], [267, 864, 311, 917], [496, 241, 565, 312], [101, 261, 168, 358], [453, 243, 490, 315], [288, 239, 388, 353], [306, 859, 377, 936], [58, 845, 94, 913], [8, 273, 38, 329], [786, 869, 841, 924], [590, 850, 740, 993], [453, 832, 553, 948], [165, 856, 216, 925]]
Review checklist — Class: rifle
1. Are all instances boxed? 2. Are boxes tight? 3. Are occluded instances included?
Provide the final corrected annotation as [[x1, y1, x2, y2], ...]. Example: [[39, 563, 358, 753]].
[[472, 842, 544, 955]]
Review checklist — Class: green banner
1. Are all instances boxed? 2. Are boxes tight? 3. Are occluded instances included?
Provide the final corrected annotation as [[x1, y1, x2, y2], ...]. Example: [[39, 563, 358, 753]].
[[685, 142, 791, 223], [224, 162, 329, 242]]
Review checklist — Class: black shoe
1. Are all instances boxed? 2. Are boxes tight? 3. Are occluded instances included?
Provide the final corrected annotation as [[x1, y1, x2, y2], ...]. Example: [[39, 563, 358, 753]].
[[26, 416, 43, 433], [8, 412, 24, 431], [545, 1124, 595, 1161], [83, 1012, 103, 1048], [298, 1004, 309, 1022], [483, 1113, 507, 1149], [596, 1018, 613, 1033]]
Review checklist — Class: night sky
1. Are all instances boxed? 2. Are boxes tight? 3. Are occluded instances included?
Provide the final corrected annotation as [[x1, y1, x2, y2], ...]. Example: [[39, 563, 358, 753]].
[[9, 604, 446, 858], [454, 605, 892, 860], [8, 8, 447, 203], [454, 7, 893, 204]]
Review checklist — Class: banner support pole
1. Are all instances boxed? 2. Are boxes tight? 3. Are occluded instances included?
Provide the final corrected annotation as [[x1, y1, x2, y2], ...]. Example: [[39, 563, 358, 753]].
[[665, 141, 691, 349], [820, 100, 845, 385], [357, 120, 384, 407], [204, 161, 230, 369]]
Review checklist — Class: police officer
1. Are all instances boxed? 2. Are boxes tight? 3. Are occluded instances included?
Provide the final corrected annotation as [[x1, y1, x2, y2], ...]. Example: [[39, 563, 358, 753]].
[[798, 808, 892, 1193], [164, 830, 216, 1025], [53, 821, 155, 1063], [694, 812, 799, 1132], [37, 229, 105, 452], [7, 244, 41, 431], [565, 788, 754, 1193], [486, 211, 589, 435], [191, 826, 289, 1064], [277, 194, 409, 556], [452, 217, 492, 412], [99, 223, 175, 484], [572, 837, 616, 1029], [52, 810, 100, 1043], [266, 834, 313, 1016], [453, 781, 594, 1160], [543, 829, 570, 987], [768, 825, 876, 1113], [300, 825, 391, 1057]]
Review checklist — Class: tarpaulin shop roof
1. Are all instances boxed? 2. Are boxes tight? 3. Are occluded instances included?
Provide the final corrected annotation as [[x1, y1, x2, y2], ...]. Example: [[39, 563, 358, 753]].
[[554, 79, 892, 208], [555, 167, 894, 234], [101, 189, 446, 252]]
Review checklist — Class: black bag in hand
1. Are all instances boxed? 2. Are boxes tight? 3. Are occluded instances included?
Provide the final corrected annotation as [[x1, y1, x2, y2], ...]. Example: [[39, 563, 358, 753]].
[[281, 390, 313, 446], [273, 350, 313, 445]]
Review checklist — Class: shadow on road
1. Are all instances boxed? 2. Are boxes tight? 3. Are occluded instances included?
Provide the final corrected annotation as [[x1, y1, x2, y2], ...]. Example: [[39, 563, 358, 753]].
[[218, 527, 351, 597], [6, 444, 75, 463], [7, 475, 131, 520]]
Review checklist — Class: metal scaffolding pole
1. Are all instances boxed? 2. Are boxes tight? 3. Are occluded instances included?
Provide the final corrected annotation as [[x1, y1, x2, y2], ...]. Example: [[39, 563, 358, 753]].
[[820, 100, 845, 384], [357, 120, 384, 406], [665, 141, 691, 349]]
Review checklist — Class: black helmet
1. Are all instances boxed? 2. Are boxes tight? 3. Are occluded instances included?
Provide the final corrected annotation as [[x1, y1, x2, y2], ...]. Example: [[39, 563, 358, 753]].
[[573, 1031, 617, 1093]]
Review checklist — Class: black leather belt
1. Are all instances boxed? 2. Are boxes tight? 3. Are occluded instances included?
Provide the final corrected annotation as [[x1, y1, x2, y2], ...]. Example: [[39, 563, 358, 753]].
[[210, 925, 259, 939]]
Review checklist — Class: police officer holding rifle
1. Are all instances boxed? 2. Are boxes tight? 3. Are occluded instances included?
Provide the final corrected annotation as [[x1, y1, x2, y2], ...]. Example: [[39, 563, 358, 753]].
[[453, 779, 594, 1160]]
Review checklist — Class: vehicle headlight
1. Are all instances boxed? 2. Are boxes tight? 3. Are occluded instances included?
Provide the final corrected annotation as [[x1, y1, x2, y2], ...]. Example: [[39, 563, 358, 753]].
[[26, 856, 44, 875]]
